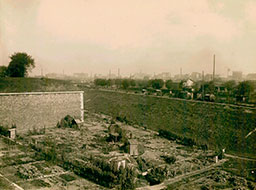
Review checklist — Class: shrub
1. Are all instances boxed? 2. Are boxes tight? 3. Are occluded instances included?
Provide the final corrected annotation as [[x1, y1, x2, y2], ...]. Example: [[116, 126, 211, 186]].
[[158, 129, 178, 141], [0, 126, 9, 136], [136, 157, 148, 171], [57, 115, 78, 129], [145, 166, 167, 185], [118, 167, 136, 190], [31, 179, 51, 188], [59, 174, 76, 182], [181, 136, 196, 147], [161, 155, 176, 164]]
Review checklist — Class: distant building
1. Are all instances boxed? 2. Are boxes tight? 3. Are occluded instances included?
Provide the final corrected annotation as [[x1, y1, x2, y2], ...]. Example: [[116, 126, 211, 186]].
[[45, 73, 66, 79], [190, 72, 201, 81], [130, 73, 152, 80], [232, 71, 243, 81], [204, 74, 213, 81], [173, 74, 189, 81], [154, 72, 172, 80], [73, 73, 89, 79], [246, 73, 256, 80]]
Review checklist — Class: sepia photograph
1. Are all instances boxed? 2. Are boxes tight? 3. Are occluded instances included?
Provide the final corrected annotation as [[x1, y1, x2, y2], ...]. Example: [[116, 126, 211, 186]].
[[0, 0, 256, 189]]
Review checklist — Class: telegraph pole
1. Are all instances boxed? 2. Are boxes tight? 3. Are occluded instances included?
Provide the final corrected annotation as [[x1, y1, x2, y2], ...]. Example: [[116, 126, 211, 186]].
[[202, 70, 205, 101], [109, 69, 111, 79]]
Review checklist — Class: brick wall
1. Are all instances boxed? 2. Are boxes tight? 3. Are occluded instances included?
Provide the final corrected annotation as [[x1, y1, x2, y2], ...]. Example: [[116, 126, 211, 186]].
[[0, 91, 84, 133]]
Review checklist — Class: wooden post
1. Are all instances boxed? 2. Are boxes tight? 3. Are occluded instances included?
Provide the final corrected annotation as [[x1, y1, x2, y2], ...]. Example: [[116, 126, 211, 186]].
[[80, 92, 84, 122]]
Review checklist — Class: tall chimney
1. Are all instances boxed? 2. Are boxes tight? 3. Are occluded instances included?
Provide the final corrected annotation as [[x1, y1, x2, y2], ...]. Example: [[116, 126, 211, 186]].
[[213, 54, 215, 80]]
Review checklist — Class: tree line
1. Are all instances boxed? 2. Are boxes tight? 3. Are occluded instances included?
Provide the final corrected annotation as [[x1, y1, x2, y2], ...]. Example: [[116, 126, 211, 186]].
[[94, 78, 255, 103], [94, 78, 166, 89]]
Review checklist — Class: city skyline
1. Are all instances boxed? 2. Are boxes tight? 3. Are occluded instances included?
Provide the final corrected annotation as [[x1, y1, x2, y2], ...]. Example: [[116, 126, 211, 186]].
[[1, 0, 256, 76]]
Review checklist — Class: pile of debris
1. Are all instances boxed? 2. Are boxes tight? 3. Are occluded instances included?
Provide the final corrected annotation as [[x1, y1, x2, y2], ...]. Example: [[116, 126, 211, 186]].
[[56, 115, 78, 129]]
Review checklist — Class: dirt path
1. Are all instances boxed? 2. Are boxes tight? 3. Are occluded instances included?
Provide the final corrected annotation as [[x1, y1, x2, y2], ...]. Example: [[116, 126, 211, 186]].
[[225, 154, 256, 161], [136, 160, 227, 190], [0, 173, 24, 190]]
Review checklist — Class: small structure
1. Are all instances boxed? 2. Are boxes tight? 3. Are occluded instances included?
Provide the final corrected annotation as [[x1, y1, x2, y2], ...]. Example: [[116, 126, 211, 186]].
[[128, 139, 139, 156], [214, 156, 219, 163], [183, 79, 194, 88], [8, 128, 16, 139], [109, 154, 132, 171]]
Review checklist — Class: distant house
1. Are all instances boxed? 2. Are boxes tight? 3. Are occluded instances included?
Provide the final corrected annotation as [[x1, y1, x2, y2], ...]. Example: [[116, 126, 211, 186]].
[[183, 79, 195, 88], [246, 73, 256, 80]]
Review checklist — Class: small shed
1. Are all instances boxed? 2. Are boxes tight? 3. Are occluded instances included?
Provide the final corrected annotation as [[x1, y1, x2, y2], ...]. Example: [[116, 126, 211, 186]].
[[8, 128, 16, 139], [128, 139, 139, 156]]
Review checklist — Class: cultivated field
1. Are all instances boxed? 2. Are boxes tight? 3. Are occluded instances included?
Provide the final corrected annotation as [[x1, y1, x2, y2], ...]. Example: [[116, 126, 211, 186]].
[[83, 89, 256, 157]]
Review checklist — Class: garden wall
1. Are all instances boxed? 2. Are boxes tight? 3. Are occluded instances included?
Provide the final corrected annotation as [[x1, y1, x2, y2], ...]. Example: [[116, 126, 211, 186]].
[[84, 89, 256, 155], [0, 91, 84, 133]]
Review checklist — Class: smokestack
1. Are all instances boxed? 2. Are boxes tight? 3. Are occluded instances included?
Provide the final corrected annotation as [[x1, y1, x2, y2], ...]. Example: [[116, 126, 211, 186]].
[[213, 54, 215, 80], [118, 68, 120, 78], [180, 68, 182, 79], [109, 69, 111, 79]]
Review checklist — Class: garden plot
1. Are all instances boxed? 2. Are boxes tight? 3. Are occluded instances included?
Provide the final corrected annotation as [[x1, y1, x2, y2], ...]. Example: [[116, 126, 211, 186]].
[[21, 113, 221, 187], [166, 169, 255, 190], [0, 138, 36, 167], [118, 122, 216, 177], [0, 136, 106, 190], [16, 172, 105, 190]]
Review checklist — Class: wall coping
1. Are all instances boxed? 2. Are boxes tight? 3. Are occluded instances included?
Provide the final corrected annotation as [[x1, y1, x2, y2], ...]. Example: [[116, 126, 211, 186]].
[[0, 91, 84, 96]]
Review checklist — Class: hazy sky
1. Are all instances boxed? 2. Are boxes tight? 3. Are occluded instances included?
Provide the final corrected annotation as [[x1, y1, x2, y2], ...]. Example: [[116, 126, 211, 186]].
[[1, 0, 256, 76]]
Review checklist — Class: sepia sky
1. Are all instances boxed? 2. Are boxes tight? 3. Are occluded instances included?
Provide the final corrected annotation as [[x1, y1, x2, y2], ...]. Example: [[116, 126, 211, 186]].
[[0, 0, 256, 76]]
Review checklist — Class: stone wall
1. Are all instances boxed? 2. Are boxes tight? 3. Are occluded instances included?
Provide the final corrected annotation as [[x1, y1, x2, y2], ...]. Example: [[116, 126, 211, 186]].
[[0, 91, 84, 133]]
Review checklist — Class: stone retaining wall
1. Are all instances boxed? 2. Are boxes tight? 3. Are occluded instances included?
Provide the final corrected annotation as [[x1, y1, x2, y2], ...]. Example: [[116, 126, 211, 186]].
[[0, 91, 84, 133]]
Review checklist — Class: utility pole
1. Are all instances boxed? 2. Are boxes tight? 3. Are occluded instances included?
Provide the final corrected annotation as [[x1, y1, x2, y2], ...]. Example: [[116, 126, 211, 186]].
[[227, 68, 230, 79], [213, 54, 215, 81], [109, 69, 111, 79], [202, 70, 205, 101]]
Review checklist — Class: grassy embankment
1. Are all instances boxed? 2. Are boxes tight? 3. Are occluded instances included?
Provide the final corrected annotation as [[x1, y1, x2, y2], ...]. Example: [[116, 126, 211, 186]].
[[0, 77, 79, 93], [84, 89, 256, 157]]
